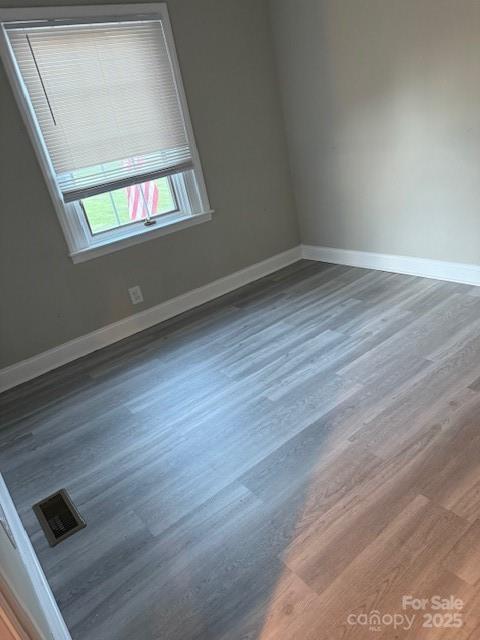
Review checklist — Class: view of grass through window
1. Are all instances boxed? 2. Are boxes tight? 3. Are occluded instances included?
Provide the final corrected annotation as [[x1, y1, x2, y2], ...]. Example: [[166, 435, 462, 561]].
[[82, 177, 177, 235]]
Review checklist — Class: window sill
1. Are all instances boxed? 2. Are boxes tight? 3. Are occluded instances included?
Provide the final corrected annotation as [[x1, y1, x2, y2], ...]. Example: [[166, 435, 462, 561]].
[[70, 210, 213, 264]]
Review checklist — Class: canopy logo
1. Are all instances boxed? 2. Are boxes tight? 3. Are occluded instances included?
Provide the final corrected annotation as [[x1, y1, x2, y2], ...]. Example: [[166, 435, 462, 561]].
[[346, 611, 415, 632], [346, 596, 464, 632]]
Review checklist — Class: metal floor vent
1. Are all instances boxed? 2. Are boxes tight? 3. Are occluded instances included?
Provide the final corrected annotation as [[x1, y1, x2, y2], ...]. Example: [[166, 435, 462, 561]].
[[33, 489, 86, 547]]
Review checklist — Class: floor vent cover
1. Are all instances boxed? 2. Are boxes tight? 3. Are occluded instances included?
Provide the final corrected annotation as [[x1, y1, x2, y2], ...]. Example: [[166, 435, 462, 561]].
[[33, 489, 86, 547]]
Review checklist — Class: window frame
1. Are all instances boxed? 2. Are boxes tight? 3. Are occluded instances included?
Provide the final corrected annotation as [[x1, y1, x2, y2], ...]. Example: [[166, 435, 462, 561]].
[[0, 3, 212, 263], [81, 175, 181, 238]]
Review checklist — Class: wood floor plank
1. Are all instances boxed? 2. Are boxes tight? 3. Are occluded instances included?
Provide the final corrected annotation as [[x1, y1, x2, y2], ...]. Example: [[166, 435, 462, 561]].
[[443, 519, 480, 585], [1, 261, 480, 639], [281, 495, 469, 639]]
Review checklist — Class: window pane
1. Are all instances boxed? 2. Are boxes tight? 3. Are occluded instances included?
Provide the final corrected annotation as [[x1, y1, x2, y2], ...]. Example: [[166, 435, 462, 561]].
[[82, 177, 177, 235]]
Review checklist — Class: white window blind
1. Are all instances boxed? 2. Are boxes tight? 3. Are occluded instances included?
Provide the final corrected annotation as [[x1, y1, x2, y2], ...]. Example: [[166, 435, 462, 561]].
[[6, 19, 194, 202]]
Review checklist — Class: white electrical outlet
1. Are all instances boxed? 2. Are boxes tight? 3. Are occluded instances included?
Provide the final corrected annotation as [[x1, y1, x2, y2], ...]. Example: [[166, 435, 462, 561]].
[[128, 286, 144, 305]]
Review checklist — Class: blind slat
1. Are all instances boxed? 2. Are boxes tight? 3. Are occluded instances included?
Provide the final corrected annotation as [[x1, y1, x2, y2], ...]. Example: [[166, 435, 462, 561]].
[[7, 20, 193, 201]]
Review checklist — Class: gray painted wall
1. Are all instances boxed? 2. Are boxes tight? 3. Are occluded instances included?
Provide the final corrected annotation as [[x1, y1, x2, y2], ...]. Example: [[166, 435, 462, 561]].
[[0, 0, 299, 368], [270, 0, 480, 265]]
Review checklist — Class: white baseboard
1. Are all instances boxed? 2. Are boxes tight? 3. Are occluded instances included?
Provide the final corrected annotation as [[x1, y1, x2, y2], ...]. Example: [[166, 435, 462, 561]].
[[0, 247, 302, 393], [0, 475, 71, 639], [3, 243, 478, 393], [302, 245, 480, 287]]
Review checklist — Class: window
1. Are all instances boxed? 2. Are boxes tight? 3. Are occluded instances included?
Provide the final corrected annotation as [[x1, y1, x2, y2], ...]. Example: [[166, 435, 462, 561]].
[[0, 4, 211, 262]]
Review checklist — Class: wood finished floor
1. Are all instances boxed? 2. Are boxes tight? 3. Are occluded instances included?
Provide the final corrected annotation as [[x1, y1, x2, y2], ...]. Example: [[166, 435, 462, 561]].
[[1, 260, 480, 640]]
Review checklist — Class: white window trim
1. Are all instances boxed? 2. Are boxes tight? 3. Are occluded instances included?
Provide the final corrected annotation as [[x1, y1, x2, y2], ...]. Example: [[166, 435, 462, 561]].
[[0, 3, 212, 263]]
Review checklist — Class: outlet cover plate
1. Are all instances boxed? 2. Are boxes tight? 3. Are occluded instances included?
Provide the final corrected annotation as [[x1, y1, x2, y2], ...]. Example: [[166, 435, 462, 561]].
[[128, 286, 144, 305]]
